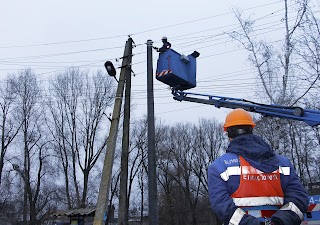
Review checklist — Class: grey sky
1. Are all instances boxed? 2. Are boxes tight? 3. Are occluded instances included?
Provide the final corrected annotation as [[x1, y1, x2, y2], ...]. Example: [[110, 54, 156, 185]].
[[0, 0, 290, 124]]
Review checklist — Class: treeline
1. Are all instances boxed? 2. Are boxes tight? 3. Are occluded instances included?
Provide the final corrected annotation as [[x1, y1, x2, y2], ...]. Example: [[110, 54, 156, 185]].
[[0, 68, 116, 225]]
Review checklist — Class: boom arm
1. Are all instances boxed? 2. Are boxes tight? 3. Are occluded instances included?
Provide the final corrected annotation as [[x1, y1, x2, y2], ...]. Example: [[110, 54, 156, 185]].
[[172, 89, 320, 127]]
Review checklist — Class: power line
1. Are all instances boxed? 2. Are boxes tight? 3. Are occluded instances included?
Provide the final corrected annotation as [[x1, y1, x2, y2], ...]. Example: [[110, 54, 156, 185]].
[[1, 5, 313, 80], [0, 4, 315, 90], [0, 5, 300, 71], [0, 45, 125, 62], [0, 1, 288, 50], [0, 35, 129, 49]]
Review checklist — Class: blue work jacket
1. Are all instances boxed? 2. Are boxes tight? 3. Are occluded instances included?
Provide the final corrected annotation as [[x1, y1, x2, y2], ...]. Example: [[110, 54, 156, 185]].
[[208, 134, 308, 225]]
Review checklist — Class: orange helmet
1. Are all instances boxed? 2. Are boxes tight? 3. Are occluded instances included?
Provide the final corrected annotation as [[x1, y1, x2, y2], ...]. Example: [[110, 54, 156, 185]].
[[223, 108, 255, 131]]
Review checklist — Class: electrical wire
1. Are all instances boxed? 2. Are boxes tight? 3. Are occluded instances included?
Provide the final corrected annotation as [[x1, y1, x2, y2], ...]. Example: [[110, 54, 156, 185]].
[[0, 0, 316, 110], [0, 5, 302, 70], [0, 1, 287, 50]]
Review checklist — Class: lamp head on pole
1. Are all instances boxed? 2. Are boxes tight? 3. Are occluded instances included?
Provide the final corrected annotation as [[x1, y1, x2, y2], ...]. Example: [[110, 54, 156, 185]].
[[104, 61, 117, 77]]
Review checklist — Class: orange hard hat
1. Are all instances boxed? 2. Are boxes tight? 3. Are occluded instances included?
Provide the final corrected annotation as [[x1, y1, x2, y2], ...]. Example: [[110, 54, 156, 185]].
[[223, 108, 255, 131]]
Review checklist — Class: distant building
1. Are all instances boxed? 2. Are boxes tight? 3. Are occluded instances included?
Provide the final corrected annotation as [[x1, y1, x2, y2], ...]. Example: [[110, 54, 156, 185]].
[[50, 206, 116, 225]]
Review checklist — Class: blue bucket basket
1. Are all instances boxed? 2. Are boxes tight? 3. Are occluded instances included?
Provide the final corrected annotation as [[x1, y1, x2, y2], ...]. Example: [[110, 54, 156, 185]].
[[156, 49, 197, 90]]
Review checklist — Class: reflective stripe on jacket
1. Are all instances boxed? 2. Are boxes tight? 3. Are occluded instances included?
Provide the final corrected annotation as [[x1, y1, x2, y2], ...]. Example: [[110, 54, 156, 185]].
[[231, 156, 284, 218]]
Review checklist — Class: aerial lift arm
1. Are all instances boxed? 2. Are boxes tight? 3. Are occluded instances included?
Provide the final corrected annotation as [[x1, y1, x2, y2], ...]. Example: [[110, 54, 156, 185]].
[[172, 89, 320, 127]]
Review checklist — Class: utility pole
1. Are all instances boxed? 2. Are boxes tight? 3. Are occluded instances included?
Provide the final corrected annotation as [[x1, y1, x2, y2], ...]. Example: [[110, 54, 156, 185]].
[[146, 40, 158, 225], [118, 40, 133, 225], [93, 37, 133, 225]]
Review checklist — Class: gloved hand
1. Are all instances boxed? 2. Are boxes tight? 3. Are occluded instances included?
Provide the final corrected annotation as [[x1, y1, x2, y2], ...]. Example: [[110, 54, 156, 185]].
[[260, 222, 281, 225], [271, 218, 283, 225]]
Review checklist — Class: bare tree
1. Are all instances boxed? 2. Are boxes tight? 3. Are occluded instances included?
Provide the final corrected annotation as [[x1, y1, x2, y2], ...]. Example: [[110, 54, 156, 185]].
[[127, 118, 149, 224], [0, 170, 22, 225], [156, 120, 226, 225], [191, 119, 226, 195], [11, 69, 54, 225], [0, 77, 20, 185], [229, 0, 308, 105], [292, 5, 320, 105], [47, 68, 115, 208]]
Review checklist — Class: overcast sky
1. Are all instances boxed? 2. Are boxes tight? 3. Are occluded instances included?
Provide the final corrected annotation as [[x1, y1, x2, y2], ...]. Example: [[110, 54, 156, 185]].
[[0, 0, 295, 124]]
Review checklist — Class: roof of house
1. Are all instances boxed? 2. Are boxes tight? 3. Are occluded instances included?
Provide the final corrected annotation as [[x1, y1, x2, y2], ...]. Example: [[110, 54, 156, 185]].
[[52, 208, 96, 217]]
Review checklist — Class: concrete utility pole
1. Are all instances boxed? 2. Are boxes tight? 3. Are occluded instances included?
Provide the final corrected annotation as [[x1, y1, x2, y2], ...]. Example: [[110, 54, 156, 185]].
[[146, 40, 159, 225], [118, 40, 133, 225], [93, 38, 133, 225]]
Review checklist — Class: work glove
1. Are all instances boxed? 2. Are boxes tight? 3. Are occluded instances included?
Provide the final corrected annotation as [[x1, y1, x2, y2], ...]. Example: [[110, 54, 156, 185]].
[[270, 218, 283, 225], [259, 219, 282, 225], [259, 222, 280, 225]]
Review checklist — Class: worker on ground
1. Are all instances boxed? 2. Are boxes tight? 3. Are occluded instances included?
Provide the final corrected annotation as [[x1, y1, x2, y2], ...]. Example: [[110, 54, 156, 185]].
[[153, 36, 171, 53], [208, 108, 308, 225]]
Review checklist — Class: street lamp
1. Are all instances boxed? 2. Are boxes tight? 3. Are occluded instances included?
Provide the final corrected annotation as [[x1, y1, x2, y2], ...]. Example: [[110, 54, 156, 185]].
[[104, 61, 117, 77]]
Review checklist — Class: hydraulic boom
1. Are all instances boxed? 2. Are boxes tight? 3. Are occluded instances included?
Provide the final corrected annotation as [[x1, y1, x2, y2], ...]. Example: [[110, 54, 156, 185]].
[[172, 89, 320, 127]]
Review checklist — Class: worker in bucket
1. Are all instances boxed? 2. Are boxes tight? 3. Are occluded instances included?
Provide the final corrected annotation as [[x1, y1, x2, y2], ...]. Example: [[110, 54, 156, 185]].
[[153, 36, 171, 53], [208, 108, 308, 225]]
